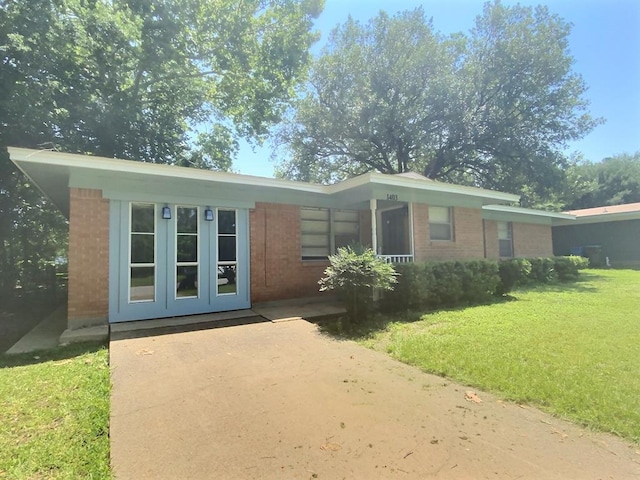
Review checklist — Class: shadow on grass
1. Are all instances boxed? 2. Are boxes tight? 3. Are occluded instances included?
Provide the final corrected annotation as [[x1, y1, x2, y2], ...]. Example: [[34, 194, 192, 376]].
[[516, 271, 603, 295], [314, 272, 603, 341], [0, 341, 107, 369]]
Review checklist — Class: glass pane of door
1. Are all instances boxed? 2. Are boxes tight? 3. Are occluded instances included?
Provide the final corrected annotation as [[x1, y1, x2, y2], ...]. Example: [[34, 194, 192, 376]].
[[130, 203, 156, 302], [217, 209, 237, 295], [176, 206, 199, 298]]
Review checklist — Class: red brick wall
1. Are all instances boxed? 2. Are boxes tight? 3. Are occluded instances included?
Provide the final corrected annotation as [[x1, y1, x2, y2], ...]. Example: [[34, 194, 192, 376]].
[[412, 203, 485, 262], [513, 222, 553, 257], [483, 220, 499, 260], [250, 202, 328, 303], [67, 188, 109, 328]]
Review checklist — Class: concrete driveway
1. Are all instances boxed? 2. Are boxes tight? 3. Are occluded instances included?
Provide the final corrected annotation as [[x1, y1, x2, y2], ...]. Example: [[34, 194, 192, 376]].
[[110, 319, 640, 479]]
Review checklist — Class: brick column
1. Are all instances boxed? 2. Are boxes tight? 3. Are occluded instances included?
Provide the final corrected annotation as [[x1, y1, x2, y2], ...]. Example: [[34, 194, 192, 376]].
[[67, 188, 109, 329]]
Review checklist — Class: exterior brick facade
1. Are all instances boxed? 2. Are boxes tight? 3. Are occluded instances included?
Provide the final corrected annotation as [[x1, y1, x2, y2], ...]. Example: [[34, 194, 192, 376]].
[[483, 220, 499, 260], [412, 203, 485, 262], [67, 188, 109, 329], [513, 223, 553, 257], [249, 202, 328, 303]]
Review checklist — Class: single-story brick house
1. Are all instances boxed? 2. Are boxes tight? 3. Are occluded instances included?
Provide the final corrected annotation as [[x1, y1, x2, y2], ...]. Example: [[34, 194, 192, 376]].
[[553, 202, 640, 268], [9, 147, 574, 338]]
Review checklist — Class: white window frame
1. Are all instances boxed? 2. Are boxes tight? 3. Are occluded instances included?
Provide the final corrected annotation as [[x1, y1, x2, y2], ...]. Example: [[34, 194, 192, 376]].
[[498, 221, 514, 258], [429, 206, 454, 241]]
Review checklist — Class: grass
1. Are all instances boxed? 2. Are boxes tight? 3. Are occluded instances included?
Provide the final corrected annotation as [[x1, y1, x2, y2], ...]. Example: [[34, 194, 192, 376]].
[[0, 343, 111, 479], [357, 269, 640, 443]]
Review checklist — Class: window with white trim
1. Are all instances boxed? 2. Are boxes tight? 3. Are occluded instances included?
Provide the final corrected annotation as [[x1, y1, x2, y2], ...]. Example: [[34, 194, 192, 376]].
[[300, 207, 359, 260], [429, 206, 453, 241], [498, 221, 513, 258]]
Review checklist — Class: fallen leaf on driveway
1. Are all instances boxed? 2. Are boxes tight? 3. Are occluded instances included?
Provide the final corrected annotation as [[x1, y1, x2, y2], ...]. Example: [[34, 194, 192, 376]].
[[136, 349, 154, 356], [465, 391, 482, 403], [551, 429, 568, 439], [320, 442, 341, 451]]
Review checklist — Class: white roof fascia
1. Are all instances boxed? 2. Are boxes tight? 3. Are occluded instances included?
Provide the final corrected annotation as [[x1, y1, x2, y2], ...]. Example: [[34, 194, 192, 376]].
[[9, 147, 521, 205], [327, 171, 520, 203], [483, 204, 576, 220], [8, 147, 327, 195]]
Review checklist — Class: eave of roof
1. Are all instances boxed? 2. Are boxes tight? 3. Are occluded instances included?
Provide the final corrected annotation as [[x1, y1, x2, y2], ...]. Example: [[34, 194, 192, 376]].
[[8, 146, 521, 215], [482, 205, 576, 226], [566, 202, 640, 217]]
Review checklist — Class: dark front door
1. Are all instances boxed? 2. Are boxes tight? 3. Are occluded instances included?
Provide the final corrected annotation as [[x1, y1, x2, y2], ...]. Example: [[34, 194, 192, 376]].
[[381, 206, 409, 255]]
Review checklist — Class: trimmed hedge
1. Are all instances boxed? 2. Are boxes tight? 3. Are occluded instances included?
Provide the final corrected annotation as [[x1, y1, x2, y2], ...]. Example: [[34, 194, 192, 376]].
[[381, 256, 589, 312], [382, 259, 499, 312]]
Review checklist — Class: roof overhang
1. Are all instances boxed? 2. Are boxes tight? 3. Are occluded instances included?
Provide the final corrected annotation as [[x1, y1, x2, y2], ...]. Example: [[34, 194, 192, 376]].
[[553, 210, 640, 226], [9, 147, 521, 218], [483, 205, 576, 226]]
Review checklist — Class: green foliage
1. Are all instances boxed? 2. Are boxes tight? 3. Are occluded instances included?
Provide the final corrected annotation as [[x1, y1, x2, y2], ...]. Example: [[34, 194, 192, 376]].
[[553, 255, 590, 280], [496, 256, 589, 294], [277, 0, 599, 203], [0, 0, 322, 293], [526, 257, 558, 283], [561, 152, 640, 209], [1, 0, 322, 163], [387, 256, 589, 309], [496, 258, 531, 295], [319, 246, 397, 323], [382, 260, 500, 312], [0, 344, 111, 479], [366, 269, 640, 443]]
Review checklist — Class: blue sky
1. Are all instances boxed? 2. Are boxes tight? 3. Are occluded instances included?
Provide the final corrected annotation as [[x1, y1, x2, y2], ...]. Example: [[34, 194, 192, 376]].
[[234, 0, 640, 177]]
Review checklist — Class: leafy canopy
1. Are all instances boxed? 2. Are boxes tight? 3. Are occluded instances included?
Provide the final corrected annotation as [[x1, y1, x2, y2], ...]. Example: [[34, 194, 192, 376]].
[[0, 0, 322, 293], [276, 1, 600, 204], [561, 152, 640, 210], [1, 0, 323, 166]]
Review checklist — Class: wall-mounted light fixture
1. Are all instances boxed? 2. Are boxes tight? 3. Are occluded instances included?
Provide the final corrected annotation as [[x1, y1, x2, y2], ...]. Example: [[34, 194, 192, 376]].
[[162, 206, 172, 220], [204, 208, 214, 221]]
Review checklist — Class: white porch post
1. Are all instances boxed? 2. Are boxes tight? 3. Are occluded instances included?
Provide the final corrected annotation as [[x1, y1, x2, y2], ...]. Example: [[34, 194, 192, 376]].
[[370, 198, 378, 254]]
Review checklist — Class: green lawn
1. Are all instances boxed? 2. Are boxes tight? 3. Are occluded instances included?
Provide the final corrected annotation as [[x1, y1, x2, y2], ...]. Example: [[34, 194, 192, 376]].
[[362, 269, 640, 443], [0, 343, 111, 479]]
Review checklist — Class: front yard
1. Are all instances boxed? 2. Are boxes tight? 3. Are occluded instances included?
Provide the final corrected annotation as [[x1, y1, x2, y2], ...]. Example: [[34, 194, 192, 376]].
[[0, 269, 638, 479], [0, 343, 111, 479], [360, 269, 640, 443]]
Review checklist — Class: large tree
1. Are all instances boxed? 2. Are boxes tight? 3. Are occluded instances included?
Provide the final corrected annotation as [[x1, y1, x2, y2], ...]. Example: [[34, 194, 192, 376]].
[[561, 152, 640, 210], [276, 1, 600, 204], [0, 0, 322, 294]]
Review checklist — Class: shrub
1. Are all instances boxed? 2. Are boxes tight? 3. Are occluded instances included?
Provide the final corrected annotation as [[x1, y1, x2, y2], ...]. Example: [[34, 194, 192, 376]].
[[319, 246, 397, 323], [553, 255, 590, 280], [527, 257, 558, 283], [382, 259, 499, 312], [496, 258, 532, 295]]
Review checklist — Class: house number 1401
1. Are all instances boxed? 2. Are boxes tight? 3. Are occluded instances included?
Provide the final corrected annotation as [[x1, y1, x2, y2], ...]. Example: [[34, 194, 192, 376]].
[[386, 194, 398, 201]]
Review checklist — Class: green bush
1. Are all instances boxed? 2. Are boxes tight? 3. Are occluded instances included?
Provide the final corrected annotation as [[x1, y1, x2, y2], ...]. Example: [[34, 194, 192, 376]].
[[382, 259, 499, 311], [527, 257, 558, 283], [319, 246, 397, 323], [496, 258, 532, 295], [553, 255, 590, 280]]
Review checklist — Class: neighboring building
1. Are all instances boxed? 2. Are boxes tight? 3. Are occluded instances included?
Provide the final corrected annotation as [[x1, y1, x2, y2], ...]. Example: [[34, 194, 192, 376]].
[[8, 147, 573, 339], [553, 203, 640, 268]]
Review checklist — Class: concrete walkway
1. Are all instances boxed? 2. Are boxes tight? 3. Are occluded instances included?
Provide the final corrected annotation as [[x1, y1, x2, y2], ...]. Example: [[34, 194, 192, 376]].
[[110, 320, 640, 480], [5, 304, 67, 354]]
